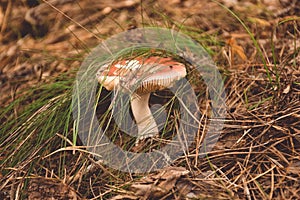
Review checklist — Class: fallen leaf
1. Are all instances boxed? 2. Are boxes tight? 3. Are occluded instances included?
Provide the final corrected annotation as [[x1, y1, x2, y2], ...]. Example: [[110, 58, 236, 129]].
[[226, 37, 248, 63], [130, 166, 189, 199]]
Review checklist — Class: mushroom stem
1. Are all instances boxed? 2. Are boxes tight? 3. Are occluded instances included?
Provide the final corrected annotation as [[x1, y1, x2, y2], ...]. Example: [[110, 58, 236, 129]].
[[130, 93, 159, 143]]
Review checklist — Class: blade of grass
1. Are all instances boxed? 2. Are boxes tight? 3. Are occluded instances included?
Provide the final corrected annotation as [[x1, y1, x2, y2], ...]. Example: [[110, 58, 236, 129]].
[[212, 0, 273, 86]]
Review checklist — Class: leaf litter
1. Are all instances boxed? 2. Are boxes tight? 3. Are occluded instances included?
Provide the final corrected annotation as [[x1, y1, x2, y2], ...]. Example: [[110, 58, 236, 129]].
[[0, 0, 300, 199]]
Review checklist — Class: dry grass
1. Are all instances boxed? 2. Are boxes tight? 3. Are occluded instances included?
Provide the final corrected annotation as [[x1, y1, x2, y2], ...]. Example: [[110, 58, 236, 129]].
[[0, 0, 299, 199]]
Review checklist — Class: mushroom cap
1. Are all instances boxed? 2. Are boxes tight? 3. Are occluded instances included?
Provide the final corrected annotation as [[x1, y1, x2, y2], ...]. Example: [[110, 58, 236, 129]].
[[97, 56, 187, 94]]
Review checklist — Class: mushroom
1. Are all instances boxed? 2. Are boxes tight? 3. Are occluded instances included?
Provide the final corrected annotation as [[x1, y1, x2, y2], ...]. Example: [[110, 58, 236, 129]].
[[97, 56, 187, 145]]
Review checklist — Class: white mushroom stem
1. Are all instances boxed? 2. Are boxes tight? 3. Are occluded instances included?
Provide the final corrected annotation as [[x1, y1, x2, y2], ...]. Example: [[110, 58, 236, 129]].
[[130, 93, 159, 144]]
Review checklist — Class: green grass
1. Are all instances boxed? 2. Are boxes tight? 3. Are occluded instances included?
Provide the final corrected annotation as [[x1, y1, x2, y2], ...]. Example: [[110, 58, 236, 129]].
[[0, 16, 222, 189], [212, 0, 274, 84], [0, 74, 74, 178], [1, 1, 299, 199]]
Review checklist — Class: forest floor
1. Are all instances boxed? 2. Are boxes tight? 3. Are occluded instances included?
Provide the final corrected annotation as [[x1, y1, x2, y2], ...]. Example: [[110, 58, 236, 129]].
[[0, 0, 299, 199]]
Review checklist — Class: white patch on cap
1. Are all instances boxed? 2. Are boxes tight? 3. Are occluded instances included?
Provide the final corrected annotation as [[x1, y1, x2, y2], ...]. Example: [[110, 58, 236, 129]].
[[115, 60, 141, 70]]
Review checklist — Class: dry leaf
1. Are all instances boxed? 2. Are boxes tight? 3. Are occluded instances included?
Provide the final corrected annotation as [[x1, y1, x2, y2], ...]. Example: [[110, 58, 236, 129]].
[[27, 178, 80, 200], [227, 37, 248, 63], [130, 167, 189, 199]]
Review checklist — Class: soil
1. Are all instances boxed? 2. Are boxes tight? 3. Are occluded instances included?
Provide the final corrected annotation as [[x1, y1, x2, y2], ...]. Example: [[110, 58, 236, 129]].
[[0, 0, 299, 199]]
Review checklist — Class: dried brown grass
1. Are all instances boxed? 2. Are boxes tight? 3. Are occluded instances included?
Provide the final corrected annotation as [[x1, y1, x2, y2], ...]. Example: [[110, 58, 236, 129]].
[[0, 0, 299, 199]]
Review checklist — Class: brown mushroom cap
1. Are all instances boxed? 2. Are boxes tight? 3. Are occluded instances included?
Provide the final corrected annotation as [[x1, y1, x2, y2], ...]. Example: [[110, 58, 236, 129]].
[[97, 56, 187, 93]]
